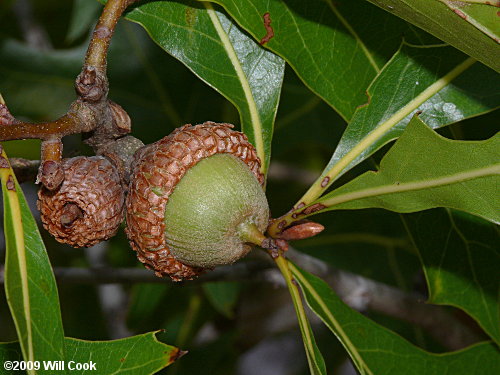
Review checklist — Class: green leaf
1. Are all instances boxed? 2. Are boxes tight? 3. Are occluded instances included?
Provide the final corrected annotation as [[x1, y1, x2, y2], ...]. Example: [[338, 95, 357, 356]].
[[439, 1, 500, 43], [0, 332, 180, 374], [290, 263, 500, 375], [1, 147, 65, 373], [210, 0, 414, 120], [297, 43, 499, 204], [125, 1, 285, 173], [403, 209, 500, 345], [202, 281, 240, 318], [64, 333, 180, 374], [310, 116, 500, 224], [365, 0, 500, 73], [274, 256, 326, 375]]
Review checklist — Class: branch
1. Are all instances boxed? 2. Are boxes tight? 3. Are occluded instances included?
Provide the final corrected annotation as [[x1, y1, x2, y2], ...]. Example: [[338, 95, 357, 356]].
[[0, 0, 135, 141], [0, 112, 91, 141], [0, 250, 481, 350], [286, 248, 483, 351], [10, 158, 39, 184], [0, 0, 139, 190], [84, 0, 138, 70], [0, 262, 274, 285]]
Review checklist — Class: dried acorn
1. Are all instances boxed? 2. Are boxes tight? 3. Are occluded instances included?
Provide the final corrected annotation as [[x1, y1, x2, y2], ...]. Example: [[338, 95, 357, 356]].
[[38, 156, 125, 247], [126, 122, 269, 281]]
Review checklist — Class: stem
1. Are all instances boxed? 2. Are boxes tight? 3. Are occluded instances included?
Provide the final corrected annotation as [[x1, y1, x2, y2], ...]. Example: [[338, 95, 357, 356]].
[[0, 0, 138, 189], [0, 260, 481, 349], [237, 221, 266, 246], [274, 253, 324, 374], [0, 114, 82, 141], [85, 0, 137, 70], [40, 138, 62, 161], [268, 57, 477, 236], [0, 0, 137, 143]]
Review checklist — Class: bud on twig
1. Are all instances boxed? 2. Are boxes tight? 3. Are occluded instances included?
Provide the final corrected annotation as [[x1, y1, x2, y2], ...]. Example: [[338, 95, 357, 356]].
[[279, 220, 325, 241]]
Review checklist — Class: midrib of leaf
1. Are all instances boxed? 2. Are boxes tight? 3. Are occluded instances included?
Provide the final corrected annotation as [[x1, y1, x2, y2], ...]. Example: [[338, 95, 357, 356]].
[[204, 3, 266, 172], [1, 156, 34, 371], [325, 0, 380, 73], [275, 256, 325, 375], [318, 164, 500, 209], [298, 56, 477, 205], [289, 263, 373, 375]]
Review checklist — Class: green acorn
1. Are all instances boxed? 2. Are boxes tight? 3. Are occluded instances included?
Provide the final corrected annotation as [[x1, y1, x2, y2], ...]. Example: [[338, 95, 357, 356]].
[[126, 122, 269, 281]]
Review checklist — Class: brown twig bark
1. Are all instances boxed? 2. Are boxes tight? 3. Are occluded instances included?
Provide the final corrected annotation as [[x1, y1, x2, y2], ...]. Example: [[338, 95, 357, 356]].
[[0, 253, 481, 351], [10, 158, 39, 183], [84, 0, 137, 70], [0, 0, 139, 189], [0, 262, 274, 285], [0, 0, 136, 142]]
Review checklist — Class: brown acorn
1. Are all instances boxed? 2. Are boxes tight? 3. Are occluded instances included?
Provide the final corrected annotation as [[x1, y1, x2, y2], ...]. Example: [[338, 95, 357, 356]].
[[126, 122, 269, 281], [38, 156, 125, 247]]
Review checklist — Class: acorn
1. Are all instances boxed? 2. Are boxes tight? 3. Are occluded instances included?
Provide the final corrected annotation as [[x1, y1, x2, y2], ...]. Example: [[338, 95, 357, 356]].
[[126, 122, 269, 281], [38, 156, 125, 247]]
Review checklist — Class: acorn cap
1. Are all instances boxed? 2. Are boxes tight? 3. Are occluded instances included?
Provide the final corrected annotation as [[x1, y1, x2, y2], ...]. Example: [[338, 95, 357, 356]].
[[38, 156, 125, 247], [126, 122, 265, 281]]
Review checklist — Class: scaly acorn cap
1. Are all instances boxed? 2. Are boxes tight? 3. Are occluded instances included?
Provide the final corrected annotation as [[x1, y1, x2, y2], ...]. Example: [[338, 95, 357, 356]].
[[126, 122, 268, 281], [37, 156, 125, 247]]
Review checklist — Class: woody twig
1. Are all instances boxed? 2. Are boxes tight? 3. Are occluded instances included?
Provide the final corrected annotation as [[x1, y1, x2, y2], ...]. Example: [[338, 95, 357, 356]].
[[0, 0, 138, 190]]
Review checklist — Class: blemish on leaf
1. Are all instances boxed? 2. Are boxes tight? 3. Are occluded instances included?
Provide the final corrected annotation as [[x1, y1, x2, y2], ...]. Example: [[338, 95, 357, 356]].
[[453, 9, 467, 20], [301, 203, 326, 216], [296, 202, 306, 210], [259, 12, 274, 45], [185, 7, 197, 27], [321, 176, 330, 188], [6, 175, 16, 191], [0, 155, 9, 168], [119, 358, 125, 363]]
